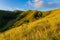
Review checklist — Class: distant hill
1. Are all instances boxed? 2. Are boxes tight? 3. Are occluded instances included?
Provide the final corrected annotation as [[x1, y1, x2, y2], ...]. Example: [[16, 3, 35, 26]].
[[0, 9, 60, 40], [0, 10, 23, 32]]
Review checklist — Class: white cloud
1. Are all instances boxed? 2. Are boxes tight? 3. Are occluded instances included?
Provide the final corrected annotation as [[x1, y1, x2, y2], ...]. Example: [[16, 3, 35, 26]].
[[34, 0, 44, 8], [6, 8, 26, 11], [34, 0, 40, 2], [15, 8, 26, 11], [48, 2, 54, 5], [28, 0, 44, 8], [27, 0, 60, 8], [47, 0, 60, 5]]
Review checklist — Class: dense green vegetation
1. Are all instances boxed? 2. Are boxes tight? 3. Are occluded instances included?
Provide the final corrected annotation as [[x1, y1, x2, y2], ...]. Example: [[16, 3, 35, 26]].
[[0, 10, 23, 32]]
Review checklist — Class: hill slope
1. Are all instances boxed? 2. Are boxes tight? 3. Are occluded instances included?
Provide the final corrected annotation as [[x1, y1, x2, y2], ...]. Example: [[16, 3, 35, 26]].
[[0, 10, 50, 32], [0, 9, 60, 40]]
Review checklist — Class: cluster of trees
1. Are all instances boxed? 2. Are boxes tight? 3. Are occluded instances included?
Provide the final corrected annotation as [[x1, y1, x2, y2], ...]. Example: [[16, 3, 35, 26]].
[[34, 12, 42, 19]]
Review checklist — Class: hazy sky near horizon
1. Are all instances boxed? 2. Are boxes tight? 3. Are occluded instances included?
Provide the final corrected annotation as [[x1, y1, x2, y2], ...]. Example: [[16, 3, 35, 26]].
[[0, 0, 60, 11]]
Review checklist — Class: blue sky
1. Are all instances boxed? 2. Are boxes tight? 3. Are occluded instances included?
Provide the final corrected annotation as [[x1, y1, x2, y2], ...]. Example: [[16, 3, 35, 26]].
[[0, 0, 60, 11]]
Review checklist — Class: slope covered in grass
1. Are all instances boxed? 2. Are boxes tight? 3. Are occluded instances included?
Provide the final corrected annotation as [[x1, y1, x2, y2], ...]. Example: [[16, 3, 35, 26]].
[[0, 9, 60, 40], [0, 10, 50, 32]]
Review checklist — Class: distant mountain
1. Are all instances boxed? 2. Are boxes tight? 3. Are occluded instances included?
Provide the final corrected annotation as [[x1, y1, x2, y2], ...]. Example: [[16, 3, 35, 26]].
[[0, 10, 23, 32], [0, 9, 60, 40]]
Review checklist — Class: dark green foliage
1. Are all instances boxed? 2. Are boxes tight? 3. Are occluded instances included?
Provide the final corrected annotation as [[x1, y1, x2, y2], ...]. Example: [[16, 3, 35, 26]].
[[34, 12, 42, 19], [17, 12, 27, 20], [0, 10, 23, 32], [24, 20, 29, 23]]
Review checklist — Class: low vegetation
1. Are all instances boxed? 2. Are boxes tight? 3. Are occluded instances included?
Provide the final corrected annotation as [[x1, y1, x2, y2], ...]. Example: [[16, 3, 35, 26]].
[[0, 9, 60, 40]]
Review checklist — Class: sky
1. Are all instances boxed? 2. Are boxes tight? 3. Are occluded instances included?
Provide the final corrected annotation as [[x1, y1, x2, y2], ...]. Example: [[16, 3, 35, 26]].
[[0, 0, 60, 11]]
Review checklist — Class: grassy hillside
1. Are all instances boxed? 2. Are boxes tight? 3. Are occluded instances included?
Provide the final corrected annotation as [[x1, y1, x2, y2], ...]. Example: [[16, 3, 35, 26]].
[[0, 10, 50, 32], [0, 9, 60, 40]]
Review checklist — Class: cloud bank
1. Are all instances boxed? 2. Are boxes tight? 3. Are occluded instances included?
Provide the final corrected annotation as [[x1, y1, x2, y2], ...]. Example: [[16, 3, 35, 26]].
[[28, 0, 60, 8]]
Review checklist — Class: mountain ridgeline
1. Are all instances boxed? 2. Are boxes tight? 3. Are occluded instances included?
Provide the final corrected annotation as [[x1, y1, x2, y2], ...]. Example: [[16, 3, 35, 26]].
[[0, 10, 51, 32]]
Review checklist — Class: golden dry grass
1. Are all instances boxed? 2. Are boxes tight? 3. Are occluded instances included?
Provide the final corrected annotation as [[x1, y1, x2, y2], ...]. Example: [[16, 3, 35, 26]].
[[0, 9, 60, 40]]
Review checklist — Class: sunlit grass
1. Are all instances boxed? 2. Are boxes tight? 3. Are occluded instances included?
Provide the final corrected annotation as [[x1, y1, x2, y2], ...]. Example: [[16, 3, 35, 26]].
[[0, 9, 60, 40]]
